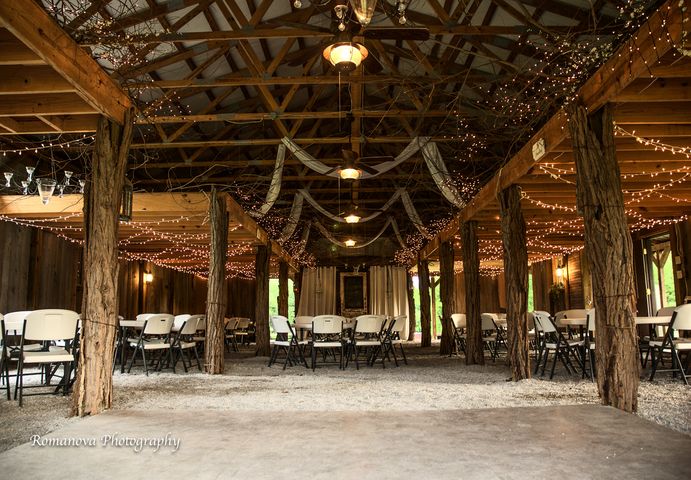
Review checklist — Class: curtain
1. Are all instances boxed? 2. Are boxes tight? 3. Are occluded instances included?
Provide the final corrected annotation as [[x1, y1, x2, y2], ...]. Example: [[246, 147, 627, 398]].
[[369, 266, 410, 338], [297, 267, 337, 315]]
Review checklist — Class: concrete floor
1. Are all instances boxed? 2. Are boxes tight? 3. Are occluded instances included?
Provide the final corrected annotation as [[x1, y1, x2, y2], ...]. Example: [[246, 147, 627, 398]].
[[1, 404, 690, 479]]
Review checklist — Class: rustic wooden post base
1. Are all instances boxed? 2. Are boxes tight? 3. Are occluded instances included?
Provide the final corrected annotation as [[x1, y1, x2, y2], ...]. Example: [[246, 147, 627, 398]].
[[439, 241, 456, 355], [205, 189, 228, 374], [407, 271, 417, 341], [498, 184, 531, 380], [71, 112, 132, 417], [255, 244, 271, 356], [278, 261, 289, 317], [569, 103, 639, 412], [462, 220, 484, 365], [418, 257, 432, 348]]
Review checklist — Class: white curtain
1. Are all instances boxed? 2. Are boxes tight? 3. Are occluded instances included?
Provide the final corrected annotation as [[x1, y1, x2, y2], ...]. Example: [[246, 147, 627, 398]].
[[369, 266, 410, 339], [297, 267, 337, 316], [421, 141, 466, 208]]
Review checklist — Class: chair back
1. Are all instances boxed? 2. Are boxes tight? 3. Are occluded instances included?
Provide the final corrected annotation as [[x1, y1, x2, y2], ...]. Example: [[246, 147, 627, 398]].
[[671, 304, 691, 331], [270, 315, 292, 335], [235, 317, 251, 329], [354, 315, 384, 334], [451, 313, 466, 329], [656, 306, 676, 317], [555, 309, 587, 321], [136, 313, 157, 322], [179, 316, 202, 335], [174, 314, 191, 330], [3, 311, 32, 332], [585, 309, 596, 333], [143, 314, 174, 335], [312, 315, 344, 334], [294, 316, 313, 327], [225, 317, 239, 330], [533, 311, 557, 333], [24, 310, 79, 341], [481, 313, 497, 331]]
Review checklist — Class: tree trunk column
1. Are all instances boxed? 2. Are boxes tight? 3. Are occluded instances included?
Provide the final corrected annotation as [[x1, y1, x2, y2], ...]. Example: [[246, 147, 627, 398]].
[[205, 189, 228, 374], [417, 257, 432, 347], [255, 244, 271, 356], [569, 103, 639, 412], [406, 270, 416, 341], [71, 113, 132, 417], [462, 220, 484, 365], [293, 268, 302, 317], [278, 261, 289, 317], [498, 184, 530, 380], [439, 241, 456, 355]]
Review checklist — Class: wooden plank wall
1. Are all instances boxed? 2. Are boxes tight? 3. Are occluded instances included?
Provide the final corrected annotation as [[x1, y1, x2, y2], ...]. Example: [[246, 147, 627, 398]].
[[0, 221, 81, 313], [566, 252, 584, 309], [453, 273, 501, 314], [227, 277, 256, 319], [531, 258, 553, 312]]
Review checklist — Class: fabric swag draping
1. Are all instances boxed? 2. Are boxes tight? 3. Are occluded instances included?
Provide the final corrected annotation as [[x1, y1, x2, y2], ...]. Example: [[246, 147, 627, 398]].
[[250, 143, 285, 217], [313, 217, 405, 249]]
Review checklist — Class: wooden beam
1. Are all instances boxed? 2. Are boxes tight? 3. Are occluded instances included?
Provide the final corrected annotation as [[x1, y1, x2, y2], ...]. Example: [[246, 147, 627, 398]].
[[0, 93, 97, 116], [0, 114, 98, 134], [0, 1, 131, 123], [0, 29, 43, 65], [0, 65, 74, 94], [613, 78, 691, 102]]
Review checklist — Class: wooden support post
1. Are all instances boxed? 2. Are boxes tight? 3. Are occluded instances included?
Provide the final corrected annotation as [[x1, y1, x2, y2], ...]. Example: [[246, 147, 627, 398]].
[[278, 261, 289, 317], [204, 189, 228, 374], [462, 220, 484, 365], [430, 279, 438, 339], [498, 184, 531, 380], [569, 103, 639, 412], [293, 268, 302, 317], [71, 112, 132, 416], [255, 244, 271, 356], [439, 241, 456, 355], [406, 270, 416, 341], [418, 256, 432, 347]]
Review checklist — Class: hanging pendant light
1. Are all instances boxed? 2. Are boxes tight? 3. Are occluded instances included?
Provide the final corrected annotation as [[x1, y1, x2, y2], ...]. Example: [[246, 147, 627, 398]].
[[37, 178, 56, 205], [323, 30, 368, 73], [344, 238, 356, 247], [350, 0, 378, 26], [344, 207, 361, 223]]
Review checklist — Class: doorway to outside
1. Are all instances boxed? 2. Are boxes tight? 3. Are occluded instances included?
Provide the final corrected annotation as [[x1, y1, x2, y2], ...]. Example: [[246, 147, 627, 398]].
[[643, 233, 677, 314]]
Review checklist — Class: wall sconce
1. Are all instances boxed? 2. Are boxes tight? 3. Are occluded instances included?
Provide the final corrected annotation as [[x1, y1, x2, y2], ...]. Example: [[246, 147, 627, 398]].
[[143, 272, 153, 283]]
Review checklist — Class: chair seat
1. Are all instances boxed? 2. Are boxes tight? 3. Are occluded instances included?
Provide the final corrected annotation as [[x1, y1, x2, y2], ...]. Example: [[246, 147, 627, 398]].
[[482, 335, 496, 341], [178, 341, 196, 349], [128, 338, 170, 350], [271, 340, 291, 347], [312, 341, 342, 348], [355, 340, 381, 347], [23, 349, 73, 363]]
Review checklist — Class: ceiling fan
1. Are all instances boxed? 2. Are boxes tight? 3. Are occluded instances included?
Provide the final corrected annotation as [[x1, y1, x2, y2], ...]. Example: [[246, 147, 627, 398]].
[[288, 1, 429, 72], [324, 148, 393, 180]]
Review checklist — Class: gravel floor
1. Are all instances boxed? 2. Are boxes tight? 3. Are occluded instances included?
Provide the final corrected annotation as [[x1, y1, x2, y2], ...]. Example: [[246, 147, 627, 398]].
[[1, 346, 689, 453]]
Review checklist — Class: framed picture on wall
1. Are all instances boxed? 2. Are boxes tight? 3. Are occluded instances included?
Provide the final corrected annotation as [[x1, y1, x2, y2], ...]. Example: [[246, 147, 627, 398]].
[[340, 272, 367, 317]]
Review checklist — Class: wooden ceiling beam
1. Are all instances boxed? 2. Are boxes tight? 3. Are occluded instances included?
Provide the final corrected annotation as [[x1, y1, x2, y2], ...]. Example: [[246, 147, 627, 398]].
[[0, 65, 74, 94], [613, 78, 691, 102], [0, 29, 43, 65], [0, 93, 97, 116], [0, 114, 99, 135]]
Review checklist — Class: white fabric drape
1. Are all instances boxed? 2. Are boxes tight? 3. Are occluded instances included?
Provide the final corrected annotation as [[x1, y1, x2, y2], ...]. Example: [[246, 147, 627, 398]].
[[401, 190, 432, 238], [282, 136, 431, 179], [250, 143, 285, 217], [369, 266, 410, 339], [279, 192, 304, 243], [297, 267, 337, 316], [421, 141, 466, 208], [313, 217, 405, 249], [299, 188, 403, 223]]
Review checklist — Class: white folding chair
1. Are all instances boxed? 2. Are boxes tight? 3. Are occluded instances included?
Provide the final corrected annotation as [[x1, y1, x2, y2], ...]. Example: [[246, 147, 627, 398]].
[[310, 315, 345, 371], [268, 315, 308, 369], [449, 313, 466, 356], [171, 315, 203, 372], [294, 315, 314, 341], [532, 311, 582, 379], [649, 304, 691, 384], [127, 314, 174, 375], [383, 315, 408, 366], [15, 309, 79, 406], [350, 315, 386, 369]]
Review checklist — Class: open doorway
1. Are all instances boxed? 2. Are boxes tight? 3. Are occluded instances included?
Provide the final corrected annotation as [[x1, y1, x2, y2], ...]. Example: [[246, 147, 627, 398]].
[[644, 233, 677, 313]]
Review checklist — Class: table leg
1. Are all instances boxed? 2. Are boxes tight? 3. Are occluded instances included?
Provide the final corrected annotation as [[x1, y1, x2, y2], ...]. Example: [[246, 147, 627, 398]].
[[120, 326, 127, 374]]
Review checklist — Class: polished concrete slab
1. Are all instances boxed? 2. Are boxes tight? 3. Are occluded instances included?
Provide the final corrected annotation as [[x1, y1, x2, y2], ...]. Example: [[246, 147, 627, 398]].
[[1, 404, 689, 479]]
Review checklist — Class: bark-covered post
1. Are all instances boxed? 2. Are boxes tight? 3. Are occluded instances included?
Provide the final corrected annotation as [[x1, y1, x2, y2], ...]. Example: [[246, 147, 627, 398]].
[[293, 267, 302, 317], [205, 189, 228, 374], [417, 256, 432, 347], [71, 112, 132, 417], [498, 184, 531, 380], [278, 261, 289, 317], [406, 270, 417, 341], [255, 244, 271, 356], [462, 220, 484, 365], [439, 240, 456, 355], [569, 103, 639, 412]]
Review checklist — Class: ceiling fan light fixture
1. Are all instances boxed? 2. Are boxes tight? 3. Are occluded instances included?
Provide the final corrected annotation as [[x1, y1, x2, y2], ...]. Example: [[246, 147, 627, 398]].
[[323, 41, 368, 72], [339, 166, 361, 180], [344, 211, 361, 223], [344, 238, 356, 247]]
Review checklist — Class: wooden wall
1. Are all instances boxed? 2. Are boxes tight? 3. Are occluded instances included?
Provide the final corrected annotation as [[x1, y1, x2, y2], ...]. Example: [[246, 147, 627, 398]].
[[227, 277, 256, 319], [0, 221, 81, 313], [531, 258, 553, 311], [453, 272, 501, 314]]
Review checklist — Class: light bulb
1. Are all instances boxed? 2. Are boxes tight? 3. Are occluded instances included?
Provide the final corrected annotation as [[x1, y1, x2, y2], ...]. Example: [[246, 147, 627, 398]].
[[344, 239, 356, 247], [293, 0, 301, 7], [399, 14, 407, 24], [3, 172, 12, 187], [338, 21, 346, 31]]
